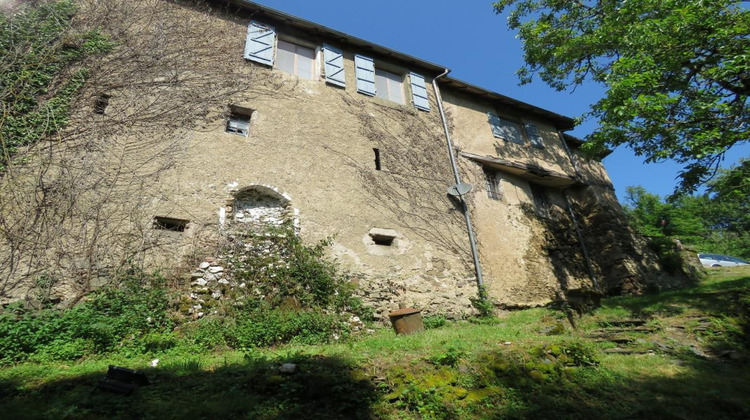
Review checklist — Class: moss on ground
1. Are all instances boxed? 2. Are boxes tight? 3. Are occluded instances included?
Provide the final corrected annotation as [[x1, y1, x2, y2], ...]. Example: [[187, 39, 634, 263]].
[[1, 266, 749, 419]]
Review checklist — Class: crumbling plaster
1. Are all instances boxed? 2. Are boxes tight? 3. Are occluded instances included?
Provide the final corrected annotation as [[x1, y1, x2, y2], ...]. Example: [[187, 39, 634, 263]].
[[121, 10, 475, 316], [0, 0, 686, 314]]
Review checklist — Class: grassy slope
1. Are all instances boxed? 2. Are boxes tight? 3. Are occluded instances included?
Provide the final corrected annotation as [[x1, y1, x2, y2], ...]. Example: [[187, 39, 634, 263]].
[[1, 267, 749, 419]]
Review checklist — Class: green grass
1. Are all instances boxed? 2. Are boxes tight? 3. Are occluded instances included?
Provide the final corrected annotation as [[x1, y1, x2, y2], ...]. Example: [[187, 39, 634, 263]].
[[2, 266, 749, 419]]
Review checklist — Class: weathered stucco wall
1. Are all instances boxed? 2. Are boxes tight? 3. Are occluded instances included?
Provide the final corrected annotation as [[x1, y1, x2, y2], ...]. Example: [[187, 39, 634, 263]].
[[444, 90, 577, 178], [0, 0, 479, 318], [441, 87, 685, 307], [0, 0, 688, 316]]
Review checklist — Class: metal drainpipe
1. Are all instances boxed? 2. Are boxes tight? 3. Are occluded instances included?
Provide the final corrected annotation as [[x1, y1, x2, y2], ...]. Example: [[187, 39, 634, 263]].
[[432, 70, 484, 289]]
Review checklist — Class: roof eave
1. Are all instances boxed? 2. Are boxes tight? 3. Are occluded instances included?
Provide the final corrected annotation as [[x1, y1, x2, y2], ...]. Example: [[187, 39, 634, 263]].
[[441, 77, 576, 130], [563, 133, 613, 159], [226, 1, 577, 130], [460, 152, 579, 188], [228, 0, 447, 75]]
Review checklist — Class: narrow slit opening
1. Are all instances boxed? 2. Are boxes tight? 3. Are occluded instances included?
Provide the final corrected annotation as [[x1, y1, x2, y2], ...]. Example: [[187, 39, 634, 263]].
[[373, 148, 381, 171]]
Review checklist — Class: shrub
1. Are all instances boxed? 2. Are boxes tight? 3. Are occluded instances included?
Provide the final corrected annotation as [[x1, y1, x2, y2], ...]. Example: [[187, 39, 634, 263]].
[[429, 347, 466, 367], [470, 286, 495, 318], [423, 315, 448, 329], [211, 225, 370, 349], [227, 226, 367, 316], [183, 317, 234, 350], [29, 338, 91, 362], [0, 271, 172, 365], [228, 303, 345, 349]]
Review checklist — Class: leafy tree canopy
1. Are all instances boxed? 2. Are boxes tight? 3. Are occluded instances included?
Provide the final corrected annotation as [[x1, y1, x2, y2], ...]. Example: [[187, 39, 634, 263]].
[[494, 0, 749, 192], [622, 159, 750, 258], [703, 158, 750, 232]]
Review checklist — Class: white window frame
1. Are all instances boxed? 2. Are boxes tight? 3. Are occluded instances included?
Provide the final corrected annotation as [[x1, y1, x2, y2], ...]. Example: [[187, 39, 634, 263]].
[[374, 67, 405, 104], [226, 106, 253, 137], [275, 38, 318, 80]]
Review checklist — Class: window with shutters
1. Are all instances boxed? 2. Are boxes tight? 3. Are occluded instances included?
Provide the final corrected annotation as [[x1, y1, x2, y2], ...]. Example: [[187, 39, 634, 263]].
[[354, 55, 428, 109], [524, 123, 545, 148], [374, 68, 404, 104], [355, 55, 376, 96], [488, 113, 525, 145], [275, 39, 316, 80], [409, 72, 430, 111], [244, 21, 276, 66], [488, 114, 546, 148], [226, 106, 253, 137], [323, 44, 345, 87]]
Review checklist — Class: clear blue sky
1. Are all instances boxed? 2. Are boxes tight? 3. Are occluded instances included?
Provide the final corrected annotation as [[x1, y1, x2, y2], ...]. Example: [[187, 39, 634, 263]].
[[248, 0, 749, 202]]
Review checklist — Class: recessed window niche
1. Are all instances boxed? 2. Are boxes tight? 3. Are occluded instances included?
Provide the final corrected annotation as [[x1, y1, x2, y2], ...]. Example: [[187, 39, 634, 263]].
[[226, 105, 254, 137], [369, 231, 395, 246], [229, 184, 293, 229], [153, 216, 189, 232], [364, 228, 408, 256], [94, 94, 110, 114]]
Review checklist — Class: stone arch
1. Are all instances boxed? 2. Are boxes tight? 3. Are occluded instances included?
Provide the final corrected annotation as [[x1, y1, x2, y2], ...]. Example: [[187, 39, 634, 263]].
[[226, 184, 294, 229]]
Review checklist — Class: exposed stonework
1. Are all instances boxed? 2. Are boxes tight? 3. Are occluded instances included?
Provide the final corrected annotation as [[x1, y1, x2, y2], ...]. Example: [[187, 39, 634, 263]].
[[180, 241, 478, 323], [0, 0, 692, 316]]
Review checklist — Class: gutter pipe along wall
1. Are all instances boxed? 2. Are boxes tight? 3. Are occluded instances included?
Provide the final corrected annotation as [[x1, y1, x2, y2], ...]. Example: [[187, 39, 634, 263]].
[[433, 70, 484, 290]]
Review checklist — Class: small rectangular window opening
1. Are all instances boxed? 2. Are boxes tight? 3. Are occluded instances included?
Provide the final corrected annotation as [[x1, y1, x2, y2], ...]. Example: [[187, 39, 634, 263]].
[[483, 168, 500, 200], [530, 184, 550, 217], [369, 233, 395, 246], [153, 216, 189, 232], [94, 94, 110, 114], [373, 148, 381, 171], [226, 106, 253, 137]]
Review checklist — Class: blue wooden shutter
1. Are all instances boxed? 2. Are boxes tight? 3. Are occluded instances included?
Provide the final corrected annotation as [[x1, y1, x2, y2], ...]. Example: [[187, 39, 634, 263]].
[[488, 112, 504, 138], [323, 44, 346, 87], [410, 72, 430, 111], [244, 21, 276, 66], [355, 55, 376, 96], [524, 123, 544, 148]]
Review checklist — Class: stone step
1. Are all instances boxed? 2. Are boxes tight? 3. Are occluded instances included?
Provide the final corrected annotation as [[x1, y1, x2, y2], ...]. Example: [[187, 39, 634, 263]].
[[597, 319, 647, 328], [601, 348, 654, 355], [588, 335, 634, 344], [590, 326, 656, 334]]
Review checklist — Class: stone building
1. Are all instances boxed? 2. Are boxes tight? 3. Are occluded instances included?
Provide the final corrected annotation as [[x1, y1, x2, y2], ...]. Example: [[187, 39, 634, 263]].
[[0, 0, 679, 317]]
